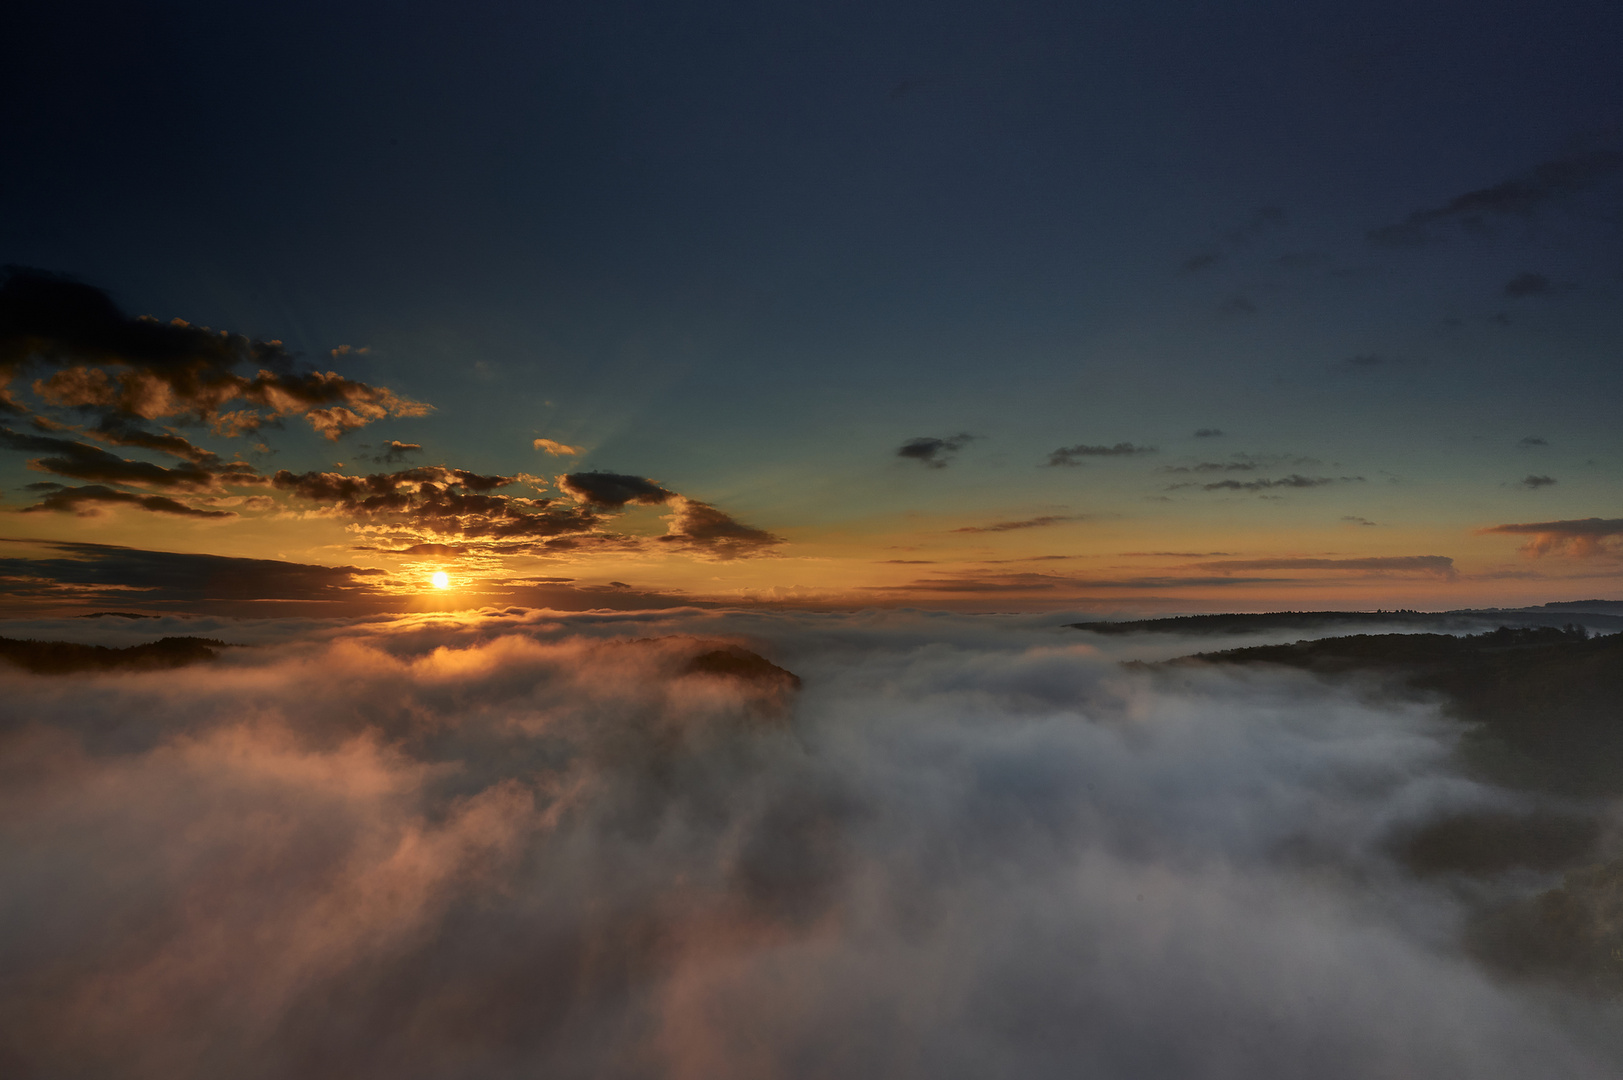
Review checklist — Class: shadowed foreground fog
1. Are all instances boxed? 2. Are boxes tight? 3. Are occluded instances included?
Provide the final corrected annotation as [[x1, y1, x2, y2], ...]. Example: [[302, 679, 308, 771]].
[[0, 609, 1618, 1078]]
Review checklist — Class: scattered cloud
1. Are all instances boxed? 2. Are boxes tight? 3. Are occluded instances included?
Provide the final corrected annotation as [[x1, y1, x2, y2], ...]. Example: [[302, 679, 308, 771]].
[[952, 515, 1077, 534], [1160, 461, 1258, 474], [1342, 516, 1378, 527], [1521, 475, 1557, 489], [558, 471, 676, 508], [1173, 474, 1364, 493], [377, 440, 423, 464], [1191, 555, 1456, 579], [18, 484, 236, 518], [1482, 517, 1623, 558], [1218, 295, 1258, 317], [1046, 442, 1156, 467], [1193, 428, 1225, 438], [1367, 148, 1623, 247], [533, 438, 583, 456], [2, 269, 430, 441], [1503, 273, 1551, 298], [1518, 436, 1548, 449], [897, 433, 976, 469]]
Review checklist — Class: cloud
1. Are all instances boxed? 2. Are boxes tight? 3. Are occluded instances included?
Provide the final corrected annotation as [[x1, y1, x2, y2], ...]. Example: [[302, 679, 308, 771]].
[[533, 438, 583, 456], [1176, 474, 1364, 493], [272, 466, 601, 545], [1218, 295, 1258, 316], [1046, 442, 1156, 467], [0, 268, 429, 440], [952, 515, 1077, 534], [0, 609, 1616, 1077], [1342, 516, 1379, 527], [657, 497, 782, 558], [1160, 461, 1258, 474], [558, 470, 678, 508], [1518, 436, 1549, 448], [897, 433, 976, 469], [1193, 428, 1224, 438], [1368, 148, 1623, 247], [0, 538, 387, 611], [1481, 517, 1623, 558], [377, 440, 423, 464], [1, 425, 234, 490], [18, 484, 236, 518], [1503, 273, 1552, 298], [1521, 475, 1557, 489], [1191, 556, 1457, 579]]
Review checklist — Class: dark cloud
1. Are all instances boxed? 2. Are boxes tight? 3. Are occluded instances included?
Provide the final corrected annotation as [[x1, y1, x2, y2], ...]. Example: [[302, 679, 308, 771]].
[[376, 439, 424, 464], [864, 571, 1287, 592], [1518, 436, 1549, 448], [1, 425, 231, 490], [0, 268, 428, 439], [1160, 461, 1258, 474], [558, 471, 677, 508], [657, 497, 782, 558], [952, 515, 1076, 534], [273, 466, 600, 544], [1218, 295, 1258, 317], [1177, 474, 1363, 493], [1367, 148, 1623, 248], [1482, 517, 1623, 558], [1193, 428, 1225, 438], [1342, 516, 1379, 527], [896, 433, 976, 469], [1503, 273, 1552, 298], [1046, 442, 1156, 467], [1344, 353, 1386, 367], [0, 538, 387, 611], [1180, 207, 1286, 272], [1521, 475, 1558, 489], [1168, 474, 1362, 493], [18, 484, 235, 518], [1191, 555, 1456, 579]]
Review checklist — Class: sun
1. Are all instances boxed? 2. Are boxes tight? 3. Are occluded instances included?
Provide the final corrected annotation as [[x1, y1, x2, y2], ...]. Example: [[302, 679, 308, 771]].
[[430, 570, 450, 590]]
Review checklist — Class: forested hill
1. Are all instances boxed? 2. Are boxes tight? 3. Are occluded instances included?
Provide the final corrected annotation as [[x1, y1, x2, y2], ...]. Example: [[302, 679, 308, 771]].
[[1069, 608, 1623, 636], [1170, 626, 1623, 797]]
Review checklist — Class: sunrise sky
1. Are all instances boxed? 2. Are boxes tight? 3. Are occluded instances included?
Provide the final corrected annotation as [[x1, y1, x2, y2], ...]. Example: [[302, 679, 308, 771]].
[[2, 0, 1620, 616]]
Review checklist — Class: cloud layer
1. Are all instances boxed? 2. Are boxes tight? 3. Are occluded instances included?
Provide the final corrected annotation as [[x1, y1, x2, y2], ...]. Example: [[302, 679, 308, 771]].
[[0, 609, 1614, 1079]]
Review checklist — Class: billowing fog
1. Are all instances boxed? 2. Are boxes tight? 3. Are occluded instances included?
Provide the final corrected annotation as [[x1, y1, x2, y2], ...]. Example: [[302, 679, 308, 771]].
[[1, 609, 1618, 1078]]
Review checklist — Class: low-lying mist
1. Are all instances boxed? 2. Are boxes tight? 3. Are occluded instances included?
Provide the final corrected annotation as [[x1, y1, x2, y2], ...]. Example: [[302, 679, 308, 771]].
[[1, 609, 1618, 1078]]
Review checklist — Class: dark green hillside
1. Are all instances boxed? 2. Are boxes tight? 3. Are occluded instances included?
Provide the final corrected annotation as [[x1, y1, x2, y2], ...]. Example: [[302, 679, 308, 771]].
[[1177, 626, 1623, 797], [0, 636, 227, 675]]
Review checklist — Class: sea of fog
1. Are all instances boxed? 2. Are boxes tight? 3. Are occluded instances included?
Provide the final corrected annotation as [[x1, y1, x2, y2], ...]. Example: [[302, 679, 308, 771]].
[[1, 608, 1619, 1078]]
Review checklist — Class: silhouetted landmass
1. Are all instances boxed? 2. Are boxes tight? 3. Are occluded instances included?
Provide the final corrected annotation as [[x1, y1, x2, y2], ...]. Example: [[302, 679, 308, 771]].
[[1173, 626, 1623, 796], [1166, 624, 1623, 996], [684, 647, 803, 690], [1467, 858, 1623, 997], [0, 636, 227, 674], [78, 611, 160, 619], [1069, 608, 1623, 636], [1391, 809, 1601, 877]]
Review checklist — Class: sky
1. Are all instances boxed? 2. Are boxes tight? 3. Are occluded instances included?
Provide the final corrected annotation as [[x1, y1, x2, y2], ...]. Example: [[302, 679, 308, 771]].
[[3, 0, 1622, 616]]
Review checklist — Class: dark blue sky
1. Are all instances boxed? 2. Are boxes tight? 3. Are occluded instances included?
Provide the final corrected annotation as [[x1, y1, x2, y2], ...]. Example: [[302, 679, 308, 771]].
[[2, 0, 1620, 609]]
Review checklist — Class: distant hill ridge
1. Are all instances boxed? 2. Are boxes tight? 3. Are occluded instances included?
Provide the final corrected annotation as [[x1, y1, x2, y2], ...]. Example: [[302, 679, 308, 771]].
[[1068, 606, 1623, 636]]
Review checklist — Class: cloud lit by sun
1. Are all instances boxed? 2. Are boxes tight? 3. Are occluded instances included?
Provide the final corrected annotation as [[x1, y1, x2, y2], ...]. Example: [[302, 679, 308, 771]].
[[431, 571, 450, 589]]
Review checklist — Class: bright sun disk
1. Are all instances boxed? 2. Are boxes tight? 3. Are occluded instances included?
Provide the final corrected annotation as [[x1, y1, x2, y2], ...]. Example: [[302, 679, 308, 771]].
[[431, 570, 450, 589]]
